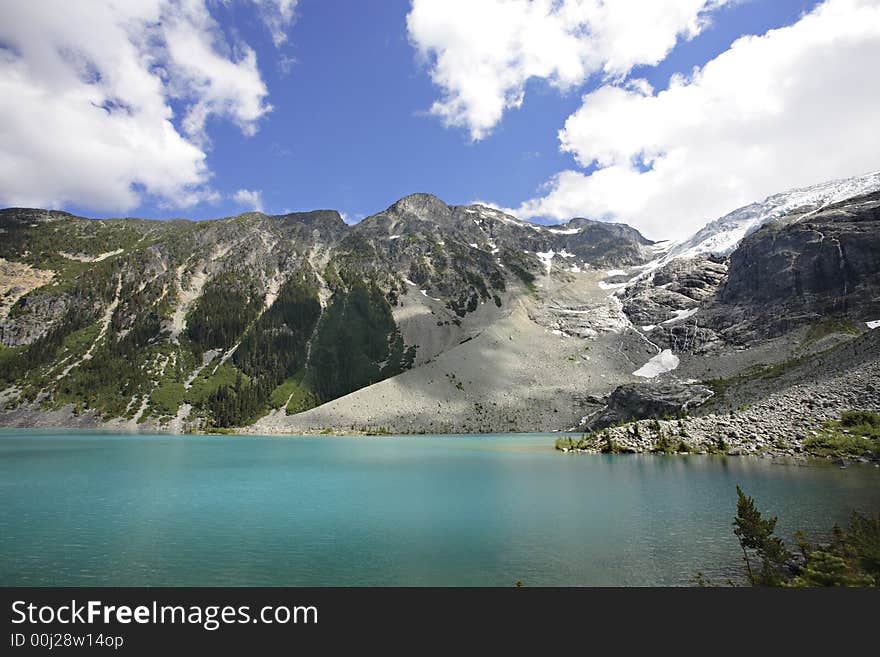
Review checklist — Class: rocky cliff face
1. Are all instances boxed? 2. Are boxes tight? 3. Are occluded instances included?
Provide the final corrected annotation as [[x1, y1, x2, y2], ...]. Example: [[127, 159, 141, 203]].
[[613, 186, 880, 353], [622, 256, 727, 328], [709, 190, 880, 340]]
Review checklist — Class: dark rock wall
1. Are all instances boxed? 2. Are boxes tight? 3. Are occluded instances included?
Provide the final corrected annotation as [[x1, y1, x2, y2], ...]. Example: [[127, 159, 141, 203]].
[[715, 192, 880, 336]]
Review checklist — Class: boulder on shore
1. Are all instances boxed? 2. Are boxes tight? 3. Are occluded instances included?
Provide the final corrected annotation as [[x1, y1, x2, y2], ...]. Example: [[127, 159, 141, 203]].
[[587, 381, 714, 430]]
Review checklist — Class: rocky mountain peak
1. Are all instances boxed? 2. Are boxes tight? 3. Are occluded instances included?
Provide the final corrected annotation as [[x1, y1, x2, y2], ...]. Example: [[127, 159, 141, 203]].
[[387, 192, 452, 220], [565, 217, 655, 244], [273, 209, 346, 228], [0, 208, 78, 225]]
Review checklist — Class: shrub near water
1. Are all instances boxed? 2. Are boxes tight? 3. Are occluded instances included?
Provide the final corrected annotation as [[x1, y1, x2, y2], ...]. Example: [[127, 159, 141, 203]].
[[804, 410, 880, 459], [555, 435, 594, 451], [839, 410, 880, 432]]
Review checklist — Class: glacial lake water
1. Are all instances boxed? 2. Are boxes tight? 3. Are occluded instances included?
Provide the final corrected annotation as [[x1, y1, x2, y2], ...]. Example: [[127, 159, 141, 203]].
[[1, 429, 878, 586]]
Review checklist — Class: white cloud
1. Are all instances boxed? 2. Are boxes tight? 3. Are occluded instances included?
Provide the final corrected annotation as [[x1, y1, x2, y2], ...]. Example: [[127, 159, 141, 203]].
[[0, 0, 274, 212], [250, 0, 298, 48], [339, 212, 363, 225], [162, 1, 272, 144], [512, 0, 880, 240], [233, 188, 264, 212], [277, 53, 297, 75], [407, 0, 729, 140]]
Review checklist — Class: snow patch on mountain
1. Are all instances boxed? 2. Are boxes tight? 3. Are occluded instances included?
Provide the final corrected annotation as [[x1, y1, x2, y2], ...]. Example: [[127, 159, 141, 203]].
[[471, 205, 544, 231], [536, 250, 554, 275], [662, 308, 698, 324], [633, 349, 680, 378], [662, 170, 880, 263]]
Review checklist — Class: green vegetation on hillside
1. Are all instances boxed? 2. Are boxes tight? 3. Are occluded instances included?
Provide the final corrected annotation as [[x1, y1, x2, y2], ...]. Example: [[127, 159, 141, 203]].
[[51, 311, 163, 417], [234, 280, 321, 380], [0, 215, 147, 267], [201, 279, 322, 427], [0, 257, 420, 428], [149, 380, 187, 418], [703, 346, 831, 409], [804, 410, 880, 459], [309, 273, 415, 403], [186, 273, 262, 352], [206, 371, 263, 428], [0, 305, 99, 389], [269, 374, 317, 414], [801, 317, 862, 348], [501, 249, 537, 292]]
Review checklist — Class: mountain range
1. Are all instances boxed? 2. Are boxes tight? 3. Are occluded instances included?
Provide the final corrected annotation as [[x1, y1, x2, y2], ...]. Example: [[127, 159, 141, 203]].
[[1, 171, 879, 456]]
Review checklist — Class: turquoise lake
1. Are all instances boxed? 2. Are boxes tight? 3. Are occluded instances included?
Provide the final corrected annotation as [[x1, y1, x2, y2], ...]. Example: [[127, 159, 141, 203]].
[[1, 429, 878, 586]]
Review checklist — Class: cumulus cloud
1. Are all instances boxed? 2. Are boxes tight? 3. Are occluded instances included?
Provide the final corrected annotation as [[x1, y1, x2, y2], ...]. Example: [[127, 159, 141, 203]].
[[407, 0, 730, 140], [233, 188, 264, 212], [512, 0, 880, 240], [0, 0, 277, 212]]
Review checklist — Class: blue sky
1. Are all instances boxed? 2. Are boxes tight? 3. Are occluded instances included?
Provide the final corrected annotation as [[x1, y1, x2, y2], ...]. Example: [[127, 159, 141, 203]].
[[2, 0, 877, 239], [172, 0, 821, 221]]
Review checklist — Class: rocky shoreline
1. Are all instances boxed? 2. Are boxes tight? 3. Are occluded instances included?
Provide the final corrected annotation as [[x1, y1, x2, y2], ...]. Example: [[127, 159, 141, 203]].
[[556, 428, 877, 465], [559, 323, 880, 465], [557, 388, 879, 465]]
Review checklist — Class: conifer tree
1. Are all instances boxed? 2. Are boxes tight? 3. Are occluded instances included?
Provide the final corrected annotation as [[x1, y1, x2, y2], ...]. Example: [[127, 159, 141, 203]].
[[733, 486, 791, 585]]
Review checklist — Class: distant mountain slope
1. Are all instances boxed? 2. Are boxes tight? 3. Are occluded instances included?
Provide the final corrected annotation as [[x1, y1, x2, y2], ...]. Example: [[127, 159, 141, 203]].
[[661, 170, 880, 263], [0, 195, 655, 432], [1, 174, 879, 436]]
